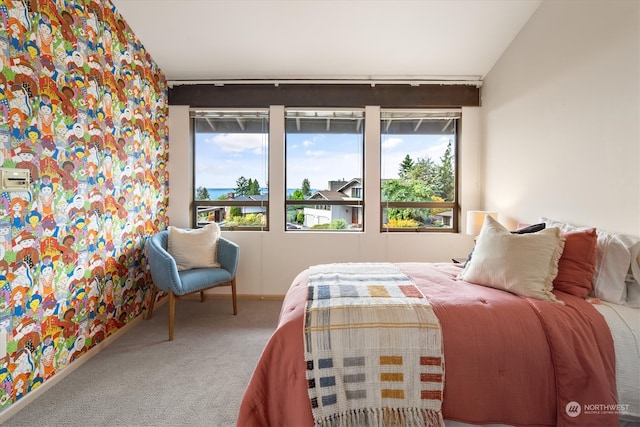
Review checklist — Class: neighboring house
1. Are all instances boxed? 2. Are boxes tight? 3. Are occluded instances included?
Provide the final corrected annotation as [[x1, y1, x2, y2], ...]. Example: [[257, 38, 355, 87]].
[[234, 194, 269, 216], [304, 179, 362, 228], [435, 210, 452, 227], [196, 193, 267, 226]]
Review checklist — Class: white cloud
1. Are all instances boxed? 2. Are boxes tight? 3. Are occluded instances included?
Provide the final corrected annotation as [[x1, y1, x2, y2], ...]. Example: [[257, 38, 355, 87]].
[[302, 139, 314, 147], [382, 137, 403, 150], [380, 136, 453, 179], [424, 137, 452, 161], [305, 150, 326, 157], [208, 133, 266, 153]]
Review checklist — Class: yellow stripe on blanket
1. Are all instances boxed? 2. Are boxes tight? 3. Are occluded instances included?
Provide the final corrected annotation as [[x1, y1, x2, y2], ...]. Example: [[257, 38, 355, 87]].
[[381, 372, 404, 382], [368, 285, 391, 297]]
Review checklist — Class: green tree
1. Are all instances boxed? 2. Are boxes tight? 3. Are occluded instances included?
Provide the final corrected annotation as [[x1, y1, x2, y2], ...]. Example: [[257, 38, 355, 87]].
[[399, 155, 414, 179], [330, 219, 347, 229], [235, 176, 249, 197], [236, 177, 261, 197], [290, 189, 305, 200], [196, 186, 210, 200], [301, 178, 311, 197], [434, 141, 454, 201], [247, 178, 260, 195], [407, 157, 437, 186], [381, 179, 435, 223]]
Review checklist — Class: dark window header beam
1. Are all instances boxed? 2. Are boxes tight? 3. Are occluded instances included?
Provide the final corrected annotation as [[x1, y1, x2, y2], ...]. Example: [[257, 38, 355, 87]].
[[169, 84, 480, 108]]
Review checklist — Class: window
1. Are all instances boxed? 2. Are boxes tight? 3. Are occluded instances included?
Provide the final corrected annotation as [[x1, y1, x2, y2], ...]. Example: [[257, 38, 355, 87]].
[[285, 109, 364, 231], [380, 110, 460, 232], [192, 109, 269, 230]]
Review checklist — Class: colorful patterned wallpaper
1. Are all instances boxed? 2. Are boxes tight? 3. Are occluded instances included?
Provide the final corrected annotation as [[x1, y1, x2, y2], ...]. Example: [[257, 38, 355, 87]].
[[0, 0, 169, 410]]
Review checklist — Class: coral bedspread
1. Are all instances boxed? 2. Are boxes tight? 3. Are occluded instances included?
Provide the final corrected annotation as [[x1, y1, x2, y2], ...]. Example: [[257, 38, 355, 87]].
[[237, 263, 617, 427]]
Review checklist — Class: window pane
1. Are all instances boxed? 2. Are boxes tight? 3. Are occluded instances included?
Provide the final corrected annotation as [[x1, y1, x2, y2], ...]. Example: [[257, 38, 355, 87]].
[[381, 207, 454, 229], [285, 109, 364, 231], [193, 110, 268, 229], [284, 200, 363, 232], [381, 110, 459, 230], [195, 203, 268, 229]]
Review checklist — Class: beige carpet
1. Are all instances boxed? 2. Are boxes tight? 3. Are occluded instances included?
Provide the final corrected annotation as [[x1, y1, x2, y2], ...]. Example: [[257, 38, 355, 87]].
[[3, 297, 283, 427]]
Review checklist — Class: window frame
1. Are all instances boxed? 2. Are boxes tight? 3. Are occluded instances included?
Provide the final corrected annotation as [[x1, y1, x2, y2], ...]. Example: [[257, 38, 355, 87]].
[[379, 109, 461, 233], [284, 108, 365, 232], [189, 106, 462, 234], [191, 108, 270, 231]]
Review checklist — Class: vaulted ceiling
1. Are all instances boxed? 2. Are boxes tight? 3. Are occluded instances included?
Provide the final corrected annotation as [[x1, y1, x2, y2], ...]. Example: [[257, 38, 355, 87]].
[[111, 0, 541, 84]]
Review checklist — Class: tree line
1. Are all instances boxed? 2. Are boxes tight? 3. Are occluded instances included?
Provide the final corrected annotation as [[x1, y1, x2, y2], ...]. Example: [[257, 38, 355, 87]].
[[382, 140, 454, 226], [196, 140, 454, 227], [196, 176, 263, 200]]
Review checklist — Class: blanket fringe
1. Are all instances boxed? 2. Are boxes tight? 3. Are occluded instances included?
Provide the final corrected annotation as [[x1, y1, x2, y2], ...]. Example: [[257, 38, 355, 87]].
[[316, 408, 444, 427]]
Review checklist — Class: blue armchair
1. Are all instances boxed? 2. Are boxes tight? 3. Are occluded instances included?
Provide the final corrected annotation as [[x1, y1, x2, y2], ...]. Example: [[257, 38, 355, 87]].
[[146, 229, 239, 341]]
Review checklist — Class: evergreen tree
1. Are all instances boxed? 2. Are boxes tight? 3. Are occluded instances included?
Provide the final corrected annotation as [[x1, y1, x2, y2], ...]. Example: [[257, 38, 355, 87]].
[[236, 176, 261, 196], [407, 157, 437, 186], [434, 141, 454, 201], [235, 176, 249, 197], [301, 178, 311, 197], [399, 154, 414, 180], [248, 178, 260, 195], [196, 186, 210, 200]]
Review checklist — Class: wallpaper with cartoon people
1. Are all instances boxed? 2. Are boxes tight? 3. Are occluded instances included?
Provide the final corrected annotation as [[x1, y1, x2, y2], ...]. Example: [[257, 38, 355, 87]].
[[0, 0, 169, 411]]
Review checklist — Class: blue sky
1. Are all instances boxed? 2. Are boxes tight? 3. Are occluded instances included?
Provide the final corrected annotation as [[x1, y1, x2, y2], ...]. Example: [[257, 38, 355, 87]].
[[195, 132, 269, 189], [381, 134, 452, 180], [285, 133, 361, 190], [195, 132, 453, 190]]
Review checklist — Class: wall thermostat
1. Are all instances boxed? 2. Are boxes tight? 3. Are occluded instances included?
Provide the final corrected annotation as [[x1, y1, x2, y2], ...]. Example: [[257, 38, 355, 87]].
[[0, 168, 30, 191]]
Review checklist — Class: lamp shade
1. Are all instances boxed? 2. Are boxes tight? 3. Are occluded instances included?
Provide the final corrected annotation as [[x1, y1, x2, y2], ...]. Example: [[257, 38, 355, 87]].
[[466, 211, 498, 236]]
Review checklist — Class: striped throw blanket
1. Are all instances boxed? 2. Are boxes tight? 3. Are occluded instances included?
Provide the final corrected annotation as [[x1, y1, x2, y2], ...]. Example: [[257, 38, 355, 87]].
[[304, 263, 445, 427]]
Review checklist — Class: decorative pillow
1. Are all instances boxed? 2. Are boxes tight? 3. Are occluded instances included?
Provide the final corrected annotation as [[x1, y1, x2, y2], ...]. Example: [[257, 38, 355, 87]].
[[553, 228, 597, 298], [458, 215, 565, 303], [512, 223, 546, 234], [542, 217, 640, 306], [594, 231, 640, 305], [627, 243, 640, 308], [462, 222, 546, 267], [167, 223, 221, 271]]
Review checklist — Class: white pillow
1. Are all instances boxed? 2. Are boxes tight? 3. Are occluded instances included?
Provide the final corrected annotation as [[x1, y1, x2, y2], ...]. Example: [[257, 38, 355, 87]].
[[627, 242, 640, 307], [542, 217, 640, 306], [167, 223, 221, 271], [458, 215, 564, 303]]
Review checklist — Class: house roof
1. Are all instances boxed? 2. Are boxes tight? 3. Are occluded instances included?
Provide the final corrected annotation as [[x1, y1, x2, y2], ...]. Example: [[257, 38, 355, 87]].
[[308, 178, 363, 201], [308, 191, 347, 201], [233, 194, 269, 202], [335, 178, 362, 193]]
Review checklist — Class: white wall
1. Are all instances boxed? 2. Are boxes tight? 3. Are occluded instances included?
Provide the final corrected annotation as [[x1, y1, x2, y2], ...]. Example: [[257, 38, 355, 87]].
[[167, 105, 191, 228], [482, 0, 640, 235], [167, 105, 483, 295]]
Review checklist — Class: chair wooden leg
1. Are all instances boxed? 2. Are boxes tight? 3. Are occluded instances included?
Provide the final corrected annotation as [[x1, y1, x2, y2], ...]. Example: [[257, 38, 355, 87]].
[[168, 290, 176, 341], [146, 284, 157, 320], [231, 277, 237, 315], [200, 291, 205, 302]]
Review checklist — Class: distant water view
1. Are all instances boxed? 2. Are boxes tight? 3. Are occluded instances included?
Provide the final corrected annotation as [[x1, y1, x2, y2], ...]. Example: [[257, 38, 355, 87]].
[[205, 188, 309, 199]]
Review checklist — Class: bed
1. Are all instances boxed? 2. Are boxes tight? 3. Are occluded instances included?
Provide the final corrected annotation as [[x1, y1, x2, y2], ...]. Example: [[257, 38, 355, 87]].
[[237, 217, 640, 427]]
